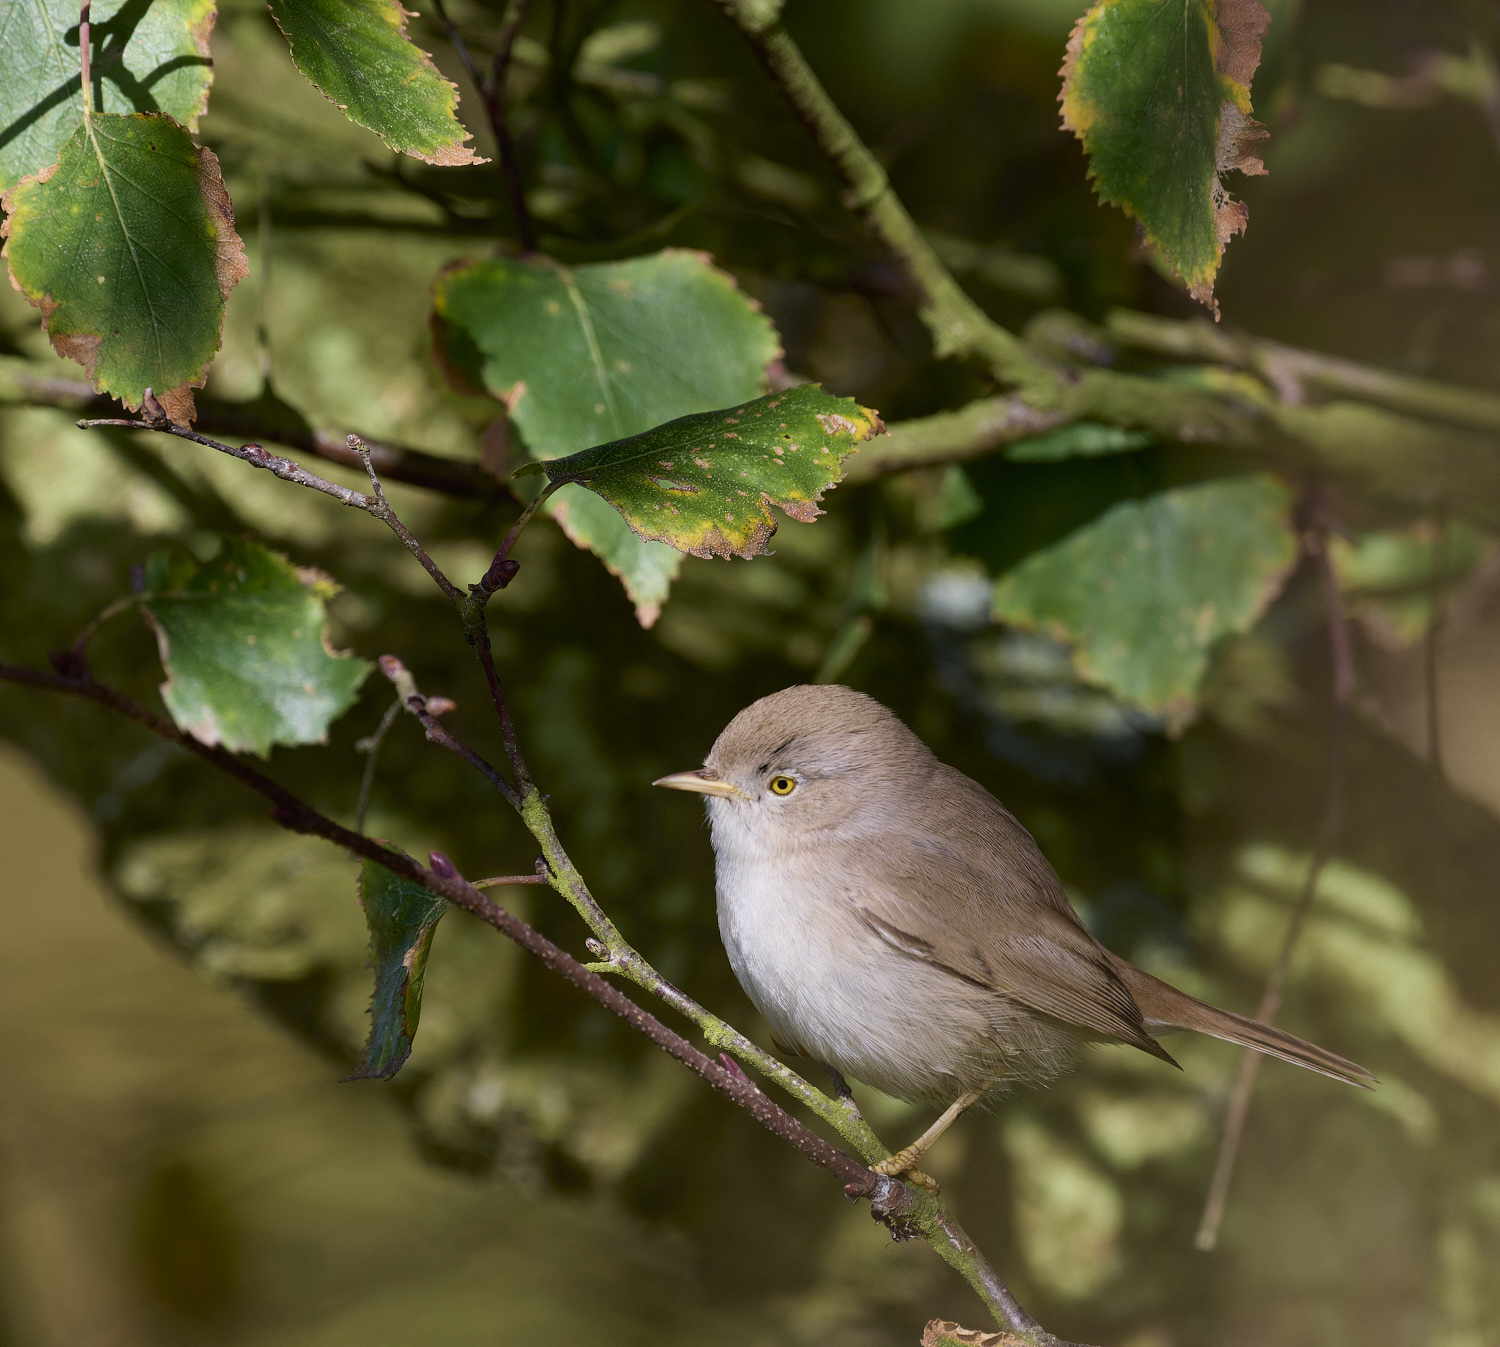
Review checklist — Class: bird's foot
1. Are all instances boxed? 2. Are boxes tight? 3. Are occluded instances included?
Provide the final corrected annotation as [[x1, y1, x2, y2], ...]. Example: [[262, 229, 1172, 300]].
[[869, 1157, 941, 1196]]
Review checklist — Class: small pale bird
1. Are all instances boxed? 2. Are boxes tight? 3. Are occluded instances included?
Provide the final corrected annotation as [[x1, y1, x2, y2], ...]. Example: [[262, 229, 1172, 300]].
[[655, 684, 1373, 1189]]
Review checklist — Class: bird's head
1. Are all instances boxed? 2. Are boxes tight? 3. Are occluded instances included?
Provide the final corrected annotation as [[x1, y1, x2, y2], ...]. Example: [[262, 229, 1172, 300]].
[[653, 684, 935, 845]]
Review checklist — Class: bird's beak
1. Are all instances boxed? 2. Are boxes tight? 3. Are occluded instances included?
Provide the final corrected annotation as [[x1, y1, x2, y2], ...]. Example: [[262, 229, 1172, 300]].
[[652, 768, 748, 800]]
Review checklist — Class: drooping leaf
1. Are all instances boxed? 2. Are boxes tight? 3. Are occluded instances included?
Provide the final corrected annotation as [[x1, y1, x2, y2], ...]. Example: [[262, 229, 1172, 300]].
[[349, 848, 448, 1081], [140, 539, 372, 755], [267, 0, 481, 166], [432, 248, 783, 619], [1060, 0, 1272, 314], [1, 112, 247, 421], [991, 474, 1296, 727], [0, 0, 216, 193], [517, 385, 884, 560], [549, 488, 683, 628], [1007, 422, 1155, 462]]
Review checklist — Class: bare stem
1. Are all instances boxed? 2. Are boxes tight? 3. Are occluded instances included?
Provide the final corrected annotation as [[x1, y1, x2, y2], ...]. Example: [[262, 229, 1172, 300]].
[[473, 871, 549, 888], [380, 654, 521, 808], [349, 435, 467, 604], [354, 697, 403, 835], [1194, 510, 1354, 1251], [430, 0, 536, 249]]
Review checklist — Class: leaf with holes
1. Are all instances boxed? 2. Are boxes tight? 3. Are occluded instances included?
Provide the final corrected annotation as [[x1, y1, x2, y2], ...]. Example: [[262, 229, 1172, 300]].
[[517, 385, 884, 561], [991, 475, 1296, 728], [140, 539, 371, 756], [1060, 0, 1272, 314], [349, 848, 448, 1081], [268, 0, 481, 165], [0, 0, 216, 193], [433, 248, 783, 619], [1, 112, 247, 421]]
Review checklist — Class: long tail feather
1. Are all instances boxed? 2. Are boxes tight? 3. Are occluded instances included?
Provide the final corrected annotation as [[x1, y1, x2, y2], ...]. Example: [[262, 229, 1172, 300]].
[[1107, 956, 1376, 1089]]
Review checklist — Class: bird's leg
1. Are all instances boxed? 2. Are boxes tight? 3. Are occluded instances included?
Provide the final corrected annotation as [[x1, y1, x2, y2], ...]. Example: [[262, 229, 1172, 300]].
[[823, 1064, 863, 1112], [870, 1088, 986, 1191]]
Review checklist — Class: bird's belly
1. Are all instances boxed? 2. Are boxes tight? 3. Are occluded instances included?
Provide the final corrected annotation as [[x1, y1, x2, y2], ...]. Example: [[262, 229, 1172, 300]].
[[715, 859, 1000, 1104]]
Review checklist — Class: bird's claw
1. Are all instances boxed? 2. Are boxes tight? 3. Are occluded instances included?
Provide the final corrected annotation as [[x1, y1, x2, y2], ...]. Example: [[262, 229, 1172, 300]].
[[869, 1158, 941, 1196]]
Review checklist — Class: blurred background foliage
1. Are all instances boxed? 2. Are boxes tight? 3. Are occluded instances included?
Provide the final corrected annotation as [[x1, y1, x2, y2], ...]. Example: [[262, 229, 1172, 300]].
[[4, 0, 1500, 1343]]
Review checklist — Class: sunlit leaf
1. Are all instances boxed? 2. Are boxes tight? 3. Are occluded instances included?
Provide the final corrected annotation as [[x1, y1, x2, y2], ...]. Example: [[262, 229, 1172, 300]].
[[433, 248, 782, 617], [140, 539, 371, 755], [349, 848, 448, 1081], [518, 385, 883, 560], [267, 0, 481, 166], [1060, 0, 1272, 313], [1, 112, 247, 421], [991, 474, 1296, 727], [0, 0, 216, 193]]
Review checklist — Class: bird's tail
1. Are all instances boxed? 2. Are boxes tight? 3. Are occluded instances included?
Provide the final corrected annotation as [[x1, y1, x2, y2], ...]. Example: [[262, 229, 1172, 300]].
[[1107, 955, 1376, 1089]]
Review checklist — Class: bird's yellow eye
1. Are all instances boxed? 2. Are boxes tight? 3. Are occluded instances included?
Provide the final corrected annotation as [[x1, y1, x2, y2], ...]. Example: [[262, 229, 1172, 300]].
[[768, 775, 797, 796]]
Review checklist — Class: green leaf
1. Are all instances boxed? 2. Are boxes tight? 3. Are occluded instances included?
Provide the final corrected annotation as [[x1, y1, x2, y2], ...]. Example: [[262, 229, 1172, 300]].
[[349, 848, 448, 1081], [140, 539, 372, 756], [1, 112, 248, 421], [991, 475, 1296, 728], [433, 248, 783, 618], [518, 384, 884, 561], [267, 0, 481, 166], [549, 488, 683, 628], [0, 0, 216, 193], [1007, 422, 1155, 462], [1060, 0, 1271, 313]]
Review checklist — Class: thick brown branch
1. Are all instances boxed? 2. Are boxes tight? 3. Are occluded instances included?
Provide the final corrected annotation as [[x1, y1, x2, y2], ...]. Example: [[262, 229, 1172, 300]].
[[0, 662, 905, 1211]]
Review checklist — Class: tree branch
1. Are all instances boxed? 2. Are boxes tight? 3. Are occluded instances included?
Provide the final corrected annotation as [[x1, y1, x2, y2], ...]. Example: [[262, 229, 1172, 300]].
[[2, 371, 505, 500], [0, 664, 884, 1191], [1193, 506, 1354, 1252], [704, 0, 1054, 394]]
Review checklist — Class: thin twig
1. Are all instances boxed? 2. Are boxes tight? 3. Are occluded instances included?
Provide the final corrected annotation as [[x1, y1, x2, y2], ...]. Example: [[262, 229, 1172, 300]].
[[349, 435, 467, 604], [63, 594, 139, 674], [22, 382, 503, 500], [474, 477, 562, 595], [78, 419, 379, 510], [257, 159, 274, 386], [1194, 512, 1354, 1252], [430, 0, 536, 250], [1425, 516, 1448, 780], [354, 697, 403, 834], [379, 654, 521, 808]]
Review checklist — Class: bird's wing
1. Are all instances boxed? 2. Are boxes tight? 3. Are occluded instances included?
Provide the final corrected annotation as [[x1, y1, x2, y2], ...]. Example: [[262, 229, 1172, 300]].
[[830, 771, 1177, 1064]]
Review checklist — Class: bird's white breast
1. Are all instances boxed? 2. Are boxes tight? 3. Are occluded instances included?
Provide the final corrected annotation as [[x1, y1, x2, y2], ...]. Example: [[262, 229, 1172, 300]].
[[707, 799, 993, 1102]]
